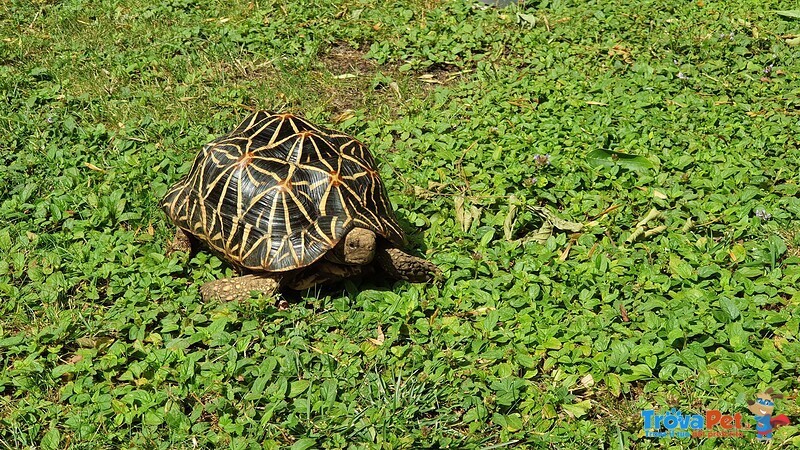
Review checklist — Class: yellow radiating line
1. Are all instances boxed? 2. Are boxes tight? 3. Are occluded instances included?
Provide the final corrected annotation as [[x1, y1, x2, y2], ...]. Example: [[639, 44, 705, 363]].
[[236, 166, 245, 219], [307, 135, 334, 171], [281, 194, 301, 266], [306, 177, 328, 190], [297, 229, 306, 263], [264, 187, 282, 243], [254, 198, 269, 232], [224, 215, 240, 256], [333, 184, 349, 216], [288, 134, 303, 165], [273, 238, 290, 266], [247, 161, 286, 179], [245, 164, 261, 186], [295, 164, 332, 177], [312, 220, 334, 247], [242, 175, 282, 219], [212, 168, 238, 246], [284, 189, 313, 224], [296, 187, 315, 206], [340, 149, 371, 168], [250, 116, 283, 146], [318, 181, 333, 216], [330, 216, 342, 239], [260, 191, 283, 267], [333, 171, 361, 200], [285, 116, 300, 133], [238, 222, 254, 262], [252, 133, 301, 155], [293, 115, 324, 133], [202, 156, 239, 202]]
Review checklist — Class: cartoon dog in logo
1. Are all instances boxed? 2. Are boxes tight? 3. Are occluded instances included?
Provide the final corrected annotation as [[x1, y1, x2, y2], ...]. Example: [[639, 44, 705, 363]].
[[747, 388, 790, 440]]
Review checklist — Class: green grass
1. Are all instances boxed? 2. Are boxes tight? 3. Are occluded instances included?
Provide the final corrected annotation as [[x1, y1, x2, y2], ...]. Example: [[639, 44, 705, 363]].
[[2, 0, 800, 448]]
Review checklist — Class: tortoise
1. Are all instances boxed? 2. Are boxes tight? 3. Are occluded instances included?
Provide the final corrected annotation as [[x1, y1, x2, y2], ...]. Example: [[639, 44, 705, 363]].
[[162, 111, 441, 301]]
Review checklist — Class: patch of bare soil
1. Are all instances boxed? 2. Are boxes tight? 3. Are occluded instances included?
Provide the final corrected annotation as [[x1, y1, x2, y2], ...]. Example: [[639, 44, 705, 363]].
[[316, 42, 380, 118], [320, 42, 377, 77], [315, 42, 470, 122]]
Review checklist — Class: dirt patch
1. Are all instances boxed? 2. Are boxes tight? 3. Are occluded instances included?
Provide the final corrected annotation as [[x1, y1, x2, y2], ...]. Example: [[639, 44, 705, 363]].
[[320, 42, 377, 77], [314, 42, 468, 121], [315, 42, 381, 117], [415, 62, 468, 85]]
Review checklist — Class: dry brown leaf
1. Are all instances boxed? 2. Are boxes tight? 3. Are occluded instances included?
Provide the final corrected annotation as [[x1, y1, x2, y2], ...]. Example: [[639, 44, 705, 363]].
[[332, 109, 355, 124], [367, 325, 385, 346], [652, 190, 668, 200], [608, 45, 633, 63], [84, 162, 105, 172], [418, 74, 442, 84]]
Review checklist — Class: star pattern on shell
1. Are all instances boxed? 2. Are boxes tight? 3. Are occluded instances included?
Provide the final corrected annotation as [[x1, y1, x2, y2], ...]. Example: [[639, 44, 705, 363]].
[[162, 111, 405, 271]]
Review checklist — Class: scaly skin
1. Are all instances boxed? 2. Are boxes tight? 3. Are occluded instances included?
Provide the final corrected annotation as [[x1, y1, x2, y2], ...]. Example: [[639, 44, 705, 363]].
[[167, 229, 194, 256], [375, 247, 442, 282], [200, 274, 282, 302]]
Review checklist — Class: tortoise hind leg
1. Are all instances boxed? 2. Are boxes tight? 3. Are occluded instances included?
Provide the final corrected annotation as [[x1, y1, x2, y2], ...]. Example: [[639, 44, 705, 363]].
[[167, 229, 198, 256], [200, 274, 281, 302], [375, 247, 441, 283]]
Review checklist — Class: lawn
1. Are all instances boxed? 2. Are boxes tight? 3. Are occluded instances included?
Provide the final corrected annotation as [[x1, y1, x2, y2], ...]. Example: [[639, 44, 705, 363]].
[[2, 0, 800, 448]]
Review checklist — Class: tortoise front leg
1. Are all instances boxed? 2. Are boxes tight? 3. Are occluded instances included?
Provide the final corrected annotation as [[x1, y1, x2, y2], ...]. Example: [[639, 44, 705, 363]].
[[200, 274, 281, 302], [167, 228, 196, 256], [375, 247, 441, 283]]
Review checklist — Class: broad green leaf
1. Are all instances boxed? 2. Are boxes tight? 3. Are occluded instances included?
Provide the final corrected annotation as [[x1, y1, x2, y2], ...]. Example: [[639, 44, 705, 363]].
[[517, 13, 537, 27], [290, 438, 317, 450], [0, 229, 11, 251], [719, 297, 740, 320], [669, 255, 695, 280], [504, 413, 524, 431], [516, 353, 538, 368], [543, 337, 562, 350], [775, 10, 800, 19], [605, 374, 622, 397], [165, 408, 188, 430], [480, 228, 495, 247], [0, 334, 25, 347], [608, 341, 630, 367], [463, 406, 486, 422], [562, 400, 592, 418], [289, 380, 311, 398], [737, 266, 762, 278], [728, 323, 748, 351], [41, 428, 60, 450], [586, 149, 656, 171], [729, 244, 746, 263]]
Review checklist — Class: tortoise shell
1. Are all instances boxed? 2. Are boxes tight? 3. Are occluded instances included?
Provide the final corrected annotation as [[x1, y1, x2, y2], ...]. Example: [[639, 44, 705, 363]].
[[162, 111, 405, 272]]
